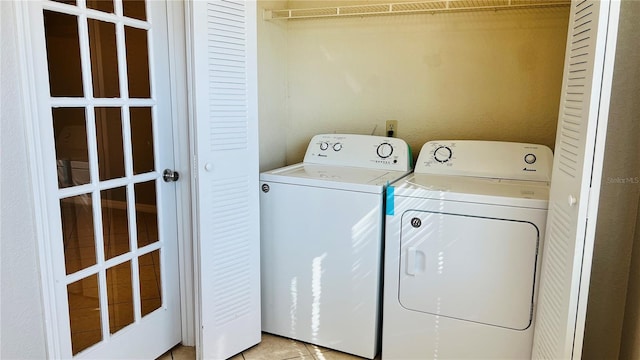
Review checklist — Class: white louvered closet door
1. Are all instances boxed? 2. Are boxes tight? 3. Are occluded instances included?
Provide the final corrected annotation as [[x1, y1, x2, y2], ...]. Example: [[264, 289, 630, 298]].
[[532, 0, 620, 359], [189, 1, 261, 359]]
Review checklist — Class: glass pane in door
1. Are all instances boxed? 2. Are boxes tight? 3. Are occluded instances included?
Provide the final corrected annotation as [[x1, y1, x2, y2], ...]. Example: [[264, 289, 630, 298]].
[[60, 194, 96, 275], [122, 0, 147, 21], [88, 19, 119, 98], [86, 0, 115, 14], [43, 11, 83, 97], [134, 181, 158, 247], [95, 107, 125, 181], [139, 250, 162, 316], [106, 261, 134, 333], [124, 26, 151, 98], [53, 107, 90, 188], [101, 187, 130, 260], [52, 0, 77, 5], [130, 107, 155, 174], [67, 274, 102, 354]]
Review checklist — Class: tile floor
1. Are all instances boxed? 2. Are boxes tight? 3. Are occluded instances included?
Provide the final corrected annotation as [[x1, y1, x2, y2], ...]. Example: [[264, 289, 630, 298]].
[[158, 333, 375, 360]]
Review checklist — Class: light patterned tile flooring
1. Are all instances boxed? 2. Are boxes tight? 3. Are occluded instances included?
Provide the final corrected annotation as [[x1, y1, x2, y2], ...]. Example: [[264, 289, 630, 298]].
[[157, 333, 373, 360]]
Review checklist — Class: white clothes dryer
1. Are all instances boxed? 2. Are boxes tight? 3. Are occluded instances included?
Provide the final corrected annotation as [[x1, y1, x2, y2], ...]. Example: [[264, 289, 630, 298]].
[[382, 140, 553, 359], [260, 134, 412, 359]]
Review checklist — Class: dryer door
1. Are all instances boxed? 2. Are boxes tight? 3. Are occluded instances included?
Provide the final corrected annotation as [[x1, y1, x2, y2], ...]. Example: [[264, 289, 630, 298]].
[[399, 210, 539, 330]]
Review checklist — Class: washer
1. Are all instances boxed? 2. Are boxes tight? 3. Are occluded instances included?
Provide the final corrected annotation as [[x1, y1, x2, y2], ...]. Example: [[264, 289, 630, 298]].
[[382, 140, 553, 359], [260, 134, 412, 359]]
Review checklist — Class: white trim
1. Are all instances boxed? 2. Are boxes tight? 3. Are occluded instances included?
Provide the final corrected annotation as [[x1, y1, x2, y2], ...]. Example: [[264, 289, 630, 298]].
[[58, 172, 159, 199], [165, 0, 195, 346], [60, 197, 157, 213], [49, 98, 156, 107], [572, 1, 622, 357], [14, 1, 61, 357], [183, 0, 202, 353]]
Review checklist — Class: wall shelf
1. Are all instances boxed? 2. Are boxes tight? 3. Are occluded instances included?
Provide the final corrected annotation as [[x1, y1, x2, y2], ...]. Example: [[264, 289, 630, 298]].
[[264, 0, 571, 20]]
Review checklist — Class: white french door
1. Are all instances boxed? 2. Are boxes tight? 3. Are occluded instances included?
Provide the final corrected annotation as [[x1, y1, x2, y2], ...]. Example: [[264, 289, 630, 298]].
[[26, 0, 182, 358]]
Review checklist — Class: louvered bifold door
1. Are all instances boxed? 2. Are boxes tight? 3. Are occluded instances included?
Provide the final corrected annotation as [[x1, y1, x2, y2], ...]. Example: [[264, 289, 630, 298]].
[[189, 1, 261, 359], [532, 1, 617, 359]]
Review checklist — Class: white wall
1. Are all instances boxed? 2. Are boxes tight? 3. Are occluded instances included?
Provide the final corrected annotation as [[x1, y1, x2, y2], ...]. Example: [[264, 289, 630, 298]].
[[279, 4, 569, 163], [257, 1, 289, 171], [0, 1, 48, 358]]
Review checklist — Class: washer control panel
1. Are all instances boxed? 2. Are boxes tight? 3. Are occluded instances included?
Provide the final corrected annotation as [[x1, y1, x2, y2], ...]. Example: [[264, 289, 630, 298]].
[[415, 140, 553, 181], [304, 134, 411, 171]]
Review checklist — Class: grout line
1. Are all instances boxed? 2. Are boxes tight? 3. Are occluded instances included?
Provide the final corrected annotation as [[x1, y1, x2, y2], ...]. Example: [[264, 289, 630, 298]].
[[281, 355, 313, 360]]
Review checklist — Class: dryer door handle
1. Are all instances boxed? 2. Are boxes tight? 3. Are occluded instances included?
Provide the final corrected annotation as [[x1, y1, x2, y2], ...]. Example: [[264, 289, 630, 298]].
[[406, 247, 417, 276]]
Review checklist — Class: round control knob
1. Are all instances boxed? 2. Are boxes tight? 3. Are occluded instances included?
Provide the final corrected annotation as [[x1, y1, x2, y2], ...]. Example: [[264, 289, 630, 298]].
[[524, 153, 537, 165], [333, 142, 342, 151], [377, 143, 394, 158], [319, 142, 329, 151], [434, 146, 452, 163]]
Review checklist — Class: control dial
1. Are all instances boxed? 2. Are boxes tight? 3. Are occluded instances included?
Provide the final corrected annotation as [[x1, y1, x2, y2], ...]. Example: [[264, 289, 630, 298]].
[[377, 143, 394, 158], [524, 153, 537, 164], [319, 142, 329, 151], [434, 146, 453, 163], [333, 142, 342, 151]]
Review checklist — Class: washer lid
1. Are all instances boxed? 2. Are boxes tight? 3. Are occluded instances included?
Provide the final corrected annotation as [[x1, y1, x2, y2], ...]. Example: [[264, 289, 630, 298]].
[[393, 173, 550, 209], [260, 163, 410, 193]]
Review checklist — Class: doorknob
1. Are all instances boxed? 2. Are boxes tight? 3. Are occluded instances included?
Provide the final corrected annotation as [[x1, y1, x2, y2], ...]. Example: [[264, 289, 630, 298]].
[[163, 169, 180, 182]]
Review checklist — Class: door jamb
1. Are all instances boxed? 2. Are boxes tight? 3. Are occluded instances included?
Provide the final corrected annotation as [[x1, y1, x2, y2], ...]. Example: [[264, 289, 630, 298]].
[[165, 0, 195, 346]]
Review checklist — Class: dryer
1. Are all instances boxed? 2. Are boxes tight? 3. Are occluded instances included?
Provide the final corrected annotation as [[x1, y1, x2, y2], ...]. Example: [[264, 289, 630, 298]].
[[260, 134, 412, 359], [382, 140, 553, 359]]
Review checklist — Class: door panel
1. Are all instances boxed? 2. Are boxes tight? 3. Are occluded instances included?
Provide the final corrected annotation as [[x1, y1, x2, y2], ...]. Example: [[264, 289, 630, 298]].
[[189, 1, 261, 358], [28, 0, 181, 357], [532, 0, 620, 358]]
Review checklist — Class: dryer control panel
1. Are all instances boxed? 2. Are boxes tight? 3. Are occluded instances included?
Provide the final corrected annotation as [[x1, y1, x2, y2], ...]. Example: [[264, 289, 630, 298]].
[[415, 140, 553, 182], [304, 134, 412, 171]]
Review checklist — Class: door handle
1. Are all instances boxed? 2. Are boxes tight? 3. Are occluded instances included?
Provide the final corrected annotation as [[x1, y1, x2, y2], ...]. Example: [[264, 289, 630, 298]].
[[406, 246, 417, 276], [163, 169, 180, 182]]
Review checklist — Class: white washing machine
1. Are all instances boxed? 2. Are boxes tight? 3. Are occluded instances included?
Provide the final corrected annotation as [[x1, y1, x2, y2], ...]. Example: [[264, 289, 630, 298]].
[[260, 134, 412, 359], [382, 140, 553, 359]]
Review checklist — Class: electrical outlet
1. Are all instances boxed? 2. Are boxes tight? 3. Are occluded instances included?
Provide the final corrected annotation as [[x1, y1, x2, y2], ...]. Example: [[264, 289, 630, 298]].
[[386, 120, 398, 138]]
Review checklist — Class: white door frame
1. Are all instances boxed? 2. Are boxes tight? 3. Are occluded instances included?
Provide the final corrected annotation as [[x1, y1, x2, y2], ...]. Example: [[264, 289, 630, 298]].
[[164, 0, 196, 347], [13, 0, 195, 356]]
